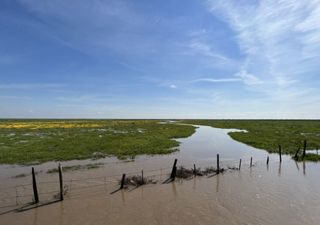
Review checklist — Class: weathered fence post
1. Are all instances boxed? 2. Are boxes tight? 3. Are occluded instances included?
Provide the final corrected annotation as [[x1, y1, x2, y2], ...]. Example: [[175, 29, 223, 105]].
[[250, 157, 253, 167], [294, 147, 300, 159], [239, 159, 242, 170], [31, 167, 39, 204], [58, 163, 64, 201], [120, 174, 126, 189], [266, 156, 269, 165], [279, 145, 282, 163], [141, 170, 144, 185], [303, 140, 307, 158], [193, 164, 197, 176], [217, 154, 220, 174], [170, 159, 178, 181]]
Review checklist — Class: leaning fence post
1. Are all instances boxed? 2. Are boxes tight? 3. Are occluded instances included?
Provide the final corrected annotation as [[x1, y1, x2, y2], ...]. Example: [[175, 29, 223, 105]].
[[58, 163, 64, 201], [193, 164, 197, 176], [217, 154, 220, 174], [266, 156, 269, 165], [239, 159, 242, 170], [170, 159, 178, 180], [32, 167, 39, 204], [250, 157, 253, 167], [279, 145, 282, 163], [120, 173, 126, 189], [303, 140, 307, 158]]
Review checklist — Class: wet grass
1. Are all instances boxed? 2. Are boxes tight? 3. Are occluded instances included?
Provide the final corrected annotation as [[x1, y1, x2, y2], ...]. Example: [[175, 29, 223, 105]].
[[47, 163, 104, 173], [0, 120, 196, 165], [120, 175, 157, 188], [175, 166, 225, 179], [182, 120, 320, 161], [13, 173, 28, 178], [294, 153, 320, 162]]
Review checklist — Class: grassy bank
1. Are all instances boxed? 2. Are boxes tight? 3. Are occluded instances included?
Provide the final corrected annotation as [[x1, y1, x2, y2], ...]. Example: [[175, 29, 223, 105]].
[[182, 120, 320, 161], [0, 120, 196, 165]]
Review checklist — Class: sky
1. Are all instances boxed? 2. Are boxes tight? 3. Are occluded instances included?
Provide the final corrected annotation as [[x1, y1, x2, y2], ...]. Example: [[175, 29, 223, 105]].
[[1, 0, 320, 119]]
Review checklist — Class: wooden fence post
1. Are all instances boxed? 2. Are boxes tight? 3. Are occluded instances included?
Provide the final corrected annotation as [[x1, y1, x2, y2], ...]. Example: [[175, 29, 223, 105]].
[[217, 154, 220, 174], [58, 163, 64, 201], [120, 174, 126, 189], [32, 167, 39, 204], [170, 159, 178, 180], [141, 170, 144, 185], [294, 147, 300, 159], [279, 145, 282, 163], [303, 140, 307, 158], [239, 159, 242, 170]]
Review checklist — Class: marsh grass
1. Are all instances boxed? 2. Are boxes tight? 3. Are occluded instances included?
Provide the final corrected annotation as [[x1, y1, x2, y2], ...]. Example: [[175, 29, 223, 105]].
[[0, 120, 196, 164]]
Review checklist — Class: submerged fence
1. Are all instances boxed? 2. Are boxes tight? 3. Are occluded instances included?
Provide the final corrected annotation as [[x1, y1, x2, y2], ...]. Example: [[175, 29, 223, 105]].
[[0, 150, 289, 215]]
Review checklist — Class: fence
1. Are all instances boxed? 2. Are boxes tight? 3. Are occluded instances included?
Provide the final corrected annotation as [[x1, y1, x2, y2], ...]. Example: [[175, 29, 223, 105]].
[[0, 151, 286, 215]]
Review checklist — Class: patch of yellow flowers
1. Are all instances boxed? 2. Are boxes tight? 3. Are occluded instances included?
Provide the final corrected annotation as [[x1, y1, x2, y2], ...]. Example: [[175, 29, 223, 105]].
[[0, 122, 104, 129]]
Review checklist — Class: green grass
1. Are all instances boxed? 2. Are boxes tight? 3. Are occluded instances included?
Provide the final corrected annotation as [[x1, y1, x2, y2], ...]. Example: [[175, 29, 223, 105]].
[[182, 120, 320, 161], [0, 120, 196, 165]]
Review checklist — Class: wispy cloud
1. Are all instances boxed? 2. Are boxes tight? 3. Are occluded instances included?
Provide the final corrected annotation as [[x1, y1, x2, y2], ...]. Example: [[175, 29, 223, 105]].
[[206, 0, 320, 100], [235, 70, 263, 86], [191, 78, 241, 83], [191, 72, 263, 86], [188, 40, 229, 62]]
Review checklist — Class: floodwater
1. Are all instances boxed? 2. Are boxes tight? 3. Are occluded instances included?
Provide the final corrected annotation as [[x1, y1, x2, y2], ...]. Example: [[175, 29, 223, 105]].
[[1, 125, 320, 225]]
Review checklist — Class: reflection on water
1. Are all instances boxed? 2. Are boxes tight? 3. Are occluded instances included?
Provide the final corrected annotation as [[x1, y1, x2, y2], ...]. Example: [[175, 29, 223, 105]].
[[59, 202, 63, 225], [121, 190, 126, 205], [216, 174, 220, 193], [171, 182, 177, 197], [295, 161, 300, 171], [1, 125, 320, 225], [32, 208, 38, 225], [278, 163, 282, 176]]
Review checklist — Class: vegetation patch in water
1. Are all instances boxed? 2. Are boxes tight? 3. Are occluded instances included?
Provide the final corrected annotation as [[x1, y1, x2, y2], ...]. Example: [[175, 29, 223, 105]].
[[175, 166, 225, 179], [13, 173, 28, 178], [47, 163, 104, 173], [120, 175, 157, 188], [294, 153, 320, 162]]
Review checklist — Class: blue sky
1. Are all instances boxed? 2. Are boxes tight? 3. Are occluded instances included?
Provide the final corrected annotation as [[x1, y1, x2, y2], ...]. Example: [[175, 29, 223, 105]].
[[1, 0, 320, 119]]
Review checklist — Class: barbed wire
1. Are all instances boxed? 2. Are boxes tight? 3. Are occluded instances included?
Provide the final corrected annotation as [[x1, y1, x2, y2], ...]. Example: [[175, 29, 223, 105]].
[[0, 157, 274, 209]]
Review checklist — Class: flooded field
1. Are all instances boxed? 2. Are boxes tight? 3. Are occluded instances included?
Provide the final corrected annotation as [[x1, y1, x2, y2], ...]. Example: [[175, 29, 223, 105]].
[[1, 125, 320, 225]]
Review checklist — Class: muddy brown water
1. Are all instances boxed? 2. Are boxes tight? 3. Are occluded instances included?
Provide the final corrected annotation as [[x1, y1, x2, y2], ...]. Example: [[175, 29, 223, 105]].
[[0, 125, 320, 225]]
